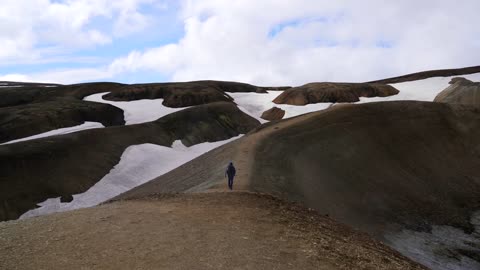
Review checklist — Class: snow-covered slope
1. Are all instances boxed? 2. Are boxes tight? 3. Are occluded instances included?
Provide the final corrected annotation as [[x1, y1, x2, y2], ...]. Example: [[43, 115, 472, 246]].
[[1, 91, 186, 146], [0, 122, 104, 145], [359, 73, 480, 103], [231, 73, 480, 121], [20, 135, 241, 219], [84, 92, 185, 125]]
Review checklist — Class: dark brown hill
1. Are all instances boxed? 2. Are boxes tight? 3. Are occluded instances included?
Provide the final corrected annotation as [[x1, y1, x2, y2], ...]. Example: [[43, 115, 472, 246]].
[[273, 82, 398, 105], [434, 77, 480, 105], [0, 102, 260, 221], [0, 80, 274, 143], [0, 98, 125, 143], [117, 101, 480, 237], [249, 102, 480, 235], [101, 80, 278, 107]]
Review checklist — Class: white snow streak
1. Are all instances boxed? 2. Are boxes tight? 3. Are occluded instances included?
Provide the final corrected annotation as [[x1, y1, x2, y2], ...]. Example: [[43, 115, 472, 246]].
[[84, 92, 185, 125], [20, 135, 241, 219], [1, 122, 104, 145]]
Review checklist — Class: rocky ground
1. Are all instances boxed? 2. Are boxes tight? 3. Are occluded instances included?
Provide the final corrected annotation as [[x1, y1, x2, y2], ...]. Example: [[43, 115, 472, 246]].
[[0, 192, 425, 270]]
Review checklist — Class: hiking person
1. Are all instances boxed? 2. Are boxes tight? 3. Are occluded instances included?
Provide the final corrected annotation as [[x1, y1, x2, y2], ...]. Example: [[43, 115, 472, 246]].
[[225, 162, 236, 190]]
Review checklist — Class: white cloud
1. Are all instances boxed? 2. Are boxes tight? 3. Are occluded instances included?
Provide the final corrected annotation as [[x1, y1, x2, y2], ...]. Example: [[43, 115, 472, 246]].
[[1, 0, 479, 85], [0, 0, 154, 63], [108, 0, 480, 85]]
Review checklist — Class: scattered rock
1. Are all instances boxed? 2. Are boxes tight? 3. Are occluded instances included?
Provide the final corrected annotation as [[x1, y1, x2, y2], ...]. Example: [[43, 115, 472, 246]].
[[60, 195, 74, 203], [261, 107, 285, 121]]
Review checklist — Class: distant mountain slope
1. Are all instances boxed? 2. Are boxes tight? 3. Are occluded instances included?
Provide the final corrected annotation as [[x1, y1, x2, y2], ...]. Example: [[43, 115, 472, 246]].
[[0, 81, 60, 88], [0, 80, 283, 143], [369, 65, 480, 84], [0, 80, 270, 108]]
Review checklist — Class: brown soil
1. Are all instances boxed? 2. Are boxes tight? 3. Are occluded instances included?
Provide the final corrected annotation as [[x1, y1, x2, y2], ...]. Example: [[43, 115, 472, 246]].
[[0, 192, 425, 270]]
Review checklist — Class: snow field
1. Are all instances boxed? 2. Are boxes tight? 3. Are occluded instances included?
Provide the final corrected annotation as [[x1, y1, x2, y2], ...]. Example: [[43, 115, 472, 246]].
[[20, 135, 242, 219]]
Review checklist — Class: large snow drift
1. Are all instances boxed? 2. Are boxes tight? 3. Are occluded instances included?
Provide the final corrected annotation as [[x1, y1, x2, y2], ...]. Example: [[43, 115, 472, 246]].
[[20, 136, 241, 219], [0, 122, 104, 145], [84, 92, 185, 125]]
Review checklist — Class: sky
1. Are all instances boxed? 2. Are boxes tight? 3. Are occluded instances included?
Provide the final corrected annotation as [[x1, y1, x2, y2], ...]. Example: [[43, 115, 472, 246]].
[[0, 0, 479, 86]]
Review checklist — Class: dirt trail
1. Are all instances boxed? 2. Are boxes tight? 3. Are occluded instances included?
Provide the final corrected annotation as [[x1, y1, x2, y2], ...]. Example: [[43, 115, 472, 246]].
[[0, 192, 425, 270], [209, 110, 332, 192]]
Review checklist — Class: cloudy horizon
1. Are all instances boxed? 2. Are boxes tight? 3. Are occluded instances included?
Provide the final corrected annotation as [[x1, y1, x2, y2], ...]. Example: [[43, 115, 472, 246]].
[[0, 0, 479, 86]]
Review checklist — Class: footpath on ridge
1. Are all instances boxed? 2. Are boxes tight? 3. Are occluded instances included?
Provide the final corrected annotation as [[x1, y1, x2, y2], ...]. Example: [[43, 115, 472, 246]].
[[0, 192, 424, 270]]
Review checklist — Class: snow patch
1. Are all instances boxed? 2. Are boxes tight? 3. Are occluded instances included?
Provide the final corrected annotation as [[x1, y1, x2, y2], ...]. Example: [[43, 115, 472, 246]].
[[228, 91, 334, 121], [84, 92, 185, 125], [20, 135, 242, 219], [1, 122, 104, 145], [385, 211, 480, 270]]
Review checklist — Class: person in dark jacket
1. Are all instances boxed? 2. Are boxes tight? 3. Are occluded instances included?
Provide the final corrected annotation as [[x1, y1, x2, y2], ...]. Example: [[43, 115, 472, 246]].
[[225, 162, 236, 190]]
